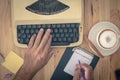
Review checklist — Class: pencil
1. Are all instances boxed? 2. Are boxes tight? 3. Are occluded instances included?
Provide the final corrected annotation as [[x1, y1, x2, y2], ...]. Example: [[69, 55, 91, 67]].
[[78, 60, 86, 80]]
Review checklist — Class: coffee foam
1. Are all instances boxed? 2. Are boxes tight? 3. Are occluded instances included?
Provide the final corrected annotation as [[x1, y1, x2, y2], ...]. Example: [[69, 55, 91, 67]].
[[98, 29, 117, 49]]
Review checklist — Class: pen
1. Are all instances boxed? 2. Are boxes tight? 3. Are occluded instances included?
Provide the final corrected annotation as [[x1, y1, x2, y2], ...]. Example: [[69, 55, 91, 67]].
[[78, 60, 86, 80]]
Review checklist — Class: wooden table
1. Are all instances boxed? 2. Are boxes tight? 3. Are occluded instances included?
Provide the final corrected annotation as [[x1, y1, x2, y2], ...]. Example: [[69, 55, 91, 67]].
[[0, 0, 120, 80]]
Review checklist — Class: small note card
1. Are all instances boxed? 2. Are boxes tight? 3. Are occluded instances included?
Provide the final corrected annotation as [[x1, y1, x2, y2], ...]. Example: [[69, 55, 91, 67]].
[[2, 51, 23, 74]]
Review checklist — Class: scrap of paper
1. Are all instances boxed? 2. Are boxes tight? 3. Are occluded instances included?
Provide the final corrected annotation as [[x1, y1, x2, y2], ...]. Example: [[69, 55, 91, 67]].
[[2, 51, 23, 74]]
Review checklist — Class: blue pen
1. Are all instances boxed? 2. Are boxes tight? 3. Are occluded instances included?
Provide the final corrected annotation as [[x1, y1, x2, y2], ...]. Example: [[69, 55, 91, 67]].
[[78, 60, 86, 80]]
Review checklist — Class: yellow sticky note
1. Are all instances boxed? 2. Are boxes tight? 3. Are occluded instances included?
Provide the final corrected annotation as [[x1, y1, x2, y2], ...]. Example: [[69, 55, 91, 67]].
[[2, 51, 23, 74]]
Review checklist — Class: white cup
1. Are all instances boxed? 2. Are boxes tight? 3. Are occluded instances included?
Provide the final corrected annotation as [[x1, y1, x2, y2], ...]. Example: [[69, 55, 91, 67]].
[[96, 29, 120, 50]]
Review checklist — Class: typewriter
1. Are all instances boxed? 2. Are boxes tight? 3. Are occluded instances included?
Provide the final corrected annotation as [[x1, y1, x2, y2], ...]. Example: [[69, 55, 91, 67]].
[[11, 0, 84, 47]]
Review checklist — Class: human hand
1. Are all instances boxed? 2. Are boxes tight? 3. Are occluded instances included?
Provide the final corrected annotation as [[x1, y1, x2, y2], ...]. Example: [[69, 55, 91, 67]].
[[14, 29, 54, 80], [73, 64, 93, 80], [23, 28, 54, 74]]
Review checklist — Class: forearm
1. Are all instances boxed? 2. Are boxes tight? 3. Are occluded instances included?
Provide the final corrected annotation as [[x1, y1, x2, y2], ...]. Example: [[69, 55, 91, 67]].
[[13, 66, 35, 80]]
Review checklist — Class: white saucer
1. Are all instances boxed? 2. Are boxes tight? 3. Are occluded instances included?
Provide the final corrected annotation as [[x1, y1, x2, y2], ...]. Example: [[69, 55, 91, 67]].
[[88, 22, 120, 56]]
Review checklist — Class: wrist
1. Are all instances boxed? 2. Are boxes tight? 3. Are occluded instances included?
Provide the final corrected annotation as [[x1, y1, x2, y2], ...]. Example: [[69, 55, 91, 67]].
[[14, 65, 36, 80]]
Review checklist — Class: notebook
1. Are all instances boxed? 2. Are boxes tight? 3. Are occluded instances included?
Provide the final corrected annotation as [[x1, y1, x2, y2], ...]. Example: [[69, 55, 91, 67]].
[[51, 47, 99, 80]]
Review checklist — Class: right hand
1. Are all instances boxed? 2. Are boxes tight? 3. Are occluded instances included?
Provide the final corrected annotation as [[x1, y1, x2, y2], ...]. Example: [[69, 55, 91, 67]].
[[73, 64, 93, 80], [22, 29, 54, 74], [14, 29, 54, 80]]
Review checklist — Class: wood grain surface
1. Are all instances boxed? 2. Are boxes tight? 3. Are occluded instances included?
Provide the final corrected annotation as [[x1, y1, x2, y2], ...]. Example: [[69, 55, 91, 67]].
[[0, 0, 120, 80]]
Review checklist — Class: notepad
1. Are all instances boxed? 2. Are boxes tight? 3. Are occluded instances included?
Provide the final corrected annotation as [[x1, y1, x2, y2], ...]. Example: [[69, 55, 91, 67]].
[[64, 47, 97, 76], [51, 47, 99, 80], [2, 51, 23, 74]]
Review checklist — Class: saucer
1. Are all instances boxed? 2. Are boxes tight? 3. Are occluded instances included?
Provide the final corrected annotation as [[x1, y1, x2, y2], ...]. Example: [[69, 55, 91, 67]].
[[88, 22, 120, 56]]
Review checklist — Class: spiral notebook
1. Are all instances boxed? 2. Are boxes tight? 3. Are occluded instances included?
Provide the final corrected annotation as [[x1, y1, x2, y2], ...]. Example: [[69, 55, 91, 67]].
[[51, 47, 99, 80]]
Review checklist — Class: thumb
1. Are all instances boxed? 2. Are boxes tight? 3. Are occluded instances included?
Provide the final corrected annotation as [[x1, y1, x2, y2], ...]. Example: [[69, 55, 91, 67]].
[[73, 64, 81, 80]]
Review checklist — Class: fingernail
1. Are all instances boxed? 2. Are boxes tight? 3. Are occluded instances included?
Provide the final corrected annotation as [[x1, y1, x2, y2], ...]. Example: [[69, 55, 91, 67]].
[[47, 29, 51, 32], [40, 28, 44, 31], [34, 34, 36, 36]]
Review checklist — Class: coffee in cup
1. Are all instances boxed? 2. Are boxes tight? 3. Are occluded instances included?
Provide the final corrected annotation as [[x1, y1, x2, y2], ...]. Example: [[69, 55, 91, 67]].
[[97, 29, 119, 49]]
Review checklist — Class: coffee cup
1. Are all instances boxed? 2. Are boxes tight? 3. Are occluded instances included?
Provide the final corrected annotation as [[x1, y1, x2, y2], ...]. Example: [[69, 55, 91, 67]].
[[96, 29, 120, 50]]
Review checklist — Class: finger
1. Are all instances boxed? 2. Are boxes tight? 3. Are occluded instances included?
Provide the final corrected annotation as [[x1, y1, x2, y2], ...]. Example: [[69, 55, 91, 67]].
[[43, 35, 52, 56], [47, 49, 54, 61], [28, 34, 36, 49], [73, 64, 81, 80], [81, 64, 93, 71], [81, 64, 93, 80], [33, 28, 44, 48], [76, 64, 80, 70], [38, 29, 51, 49], [48, 48, 53, 53]]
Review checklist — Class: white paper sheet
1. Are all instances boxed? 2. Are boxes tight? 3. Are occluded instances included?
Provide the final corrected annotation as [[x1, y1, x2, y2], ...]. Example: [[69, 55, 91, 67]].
[[64, 48, 93, 76]]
